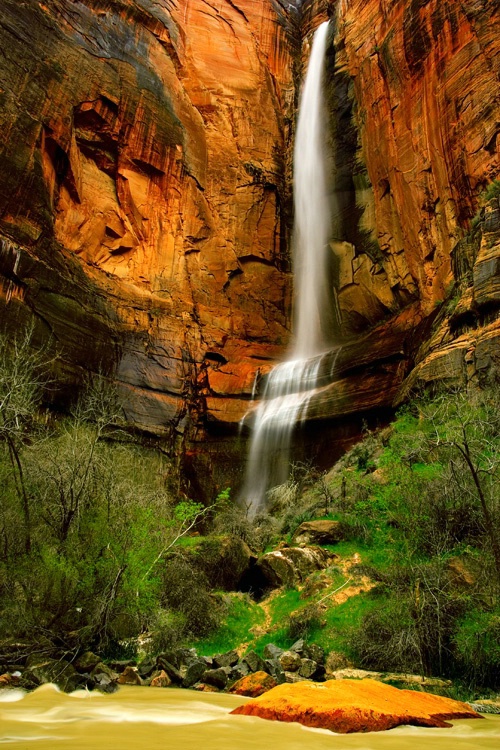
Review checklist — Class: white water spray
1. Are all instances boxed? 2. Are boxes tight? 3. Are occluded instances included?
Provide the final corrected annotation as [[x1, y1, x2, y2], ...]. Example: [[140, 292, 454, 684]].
[[240, 21, 335, 518]]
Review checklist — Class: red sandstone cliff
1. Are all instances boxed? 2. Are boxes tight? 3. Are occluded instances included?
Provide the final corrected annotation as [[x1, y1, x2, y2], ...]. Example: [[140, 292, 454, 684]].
[[0, 0, 295, 450], [0, 0, 499, 495], [297, 0, 500, 432]]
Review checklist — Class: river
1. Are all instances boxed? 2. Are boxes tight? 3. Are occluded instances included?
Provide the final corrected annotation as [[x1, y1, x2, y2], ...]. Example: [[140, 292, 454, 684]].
[[1, 685, 499, 750]]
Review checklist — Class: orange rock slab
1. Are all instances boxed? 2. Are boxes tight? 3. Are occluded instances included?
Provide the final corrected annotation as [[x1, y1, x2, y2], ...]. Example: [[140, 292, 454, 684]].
[[230, 678, 481, 734]]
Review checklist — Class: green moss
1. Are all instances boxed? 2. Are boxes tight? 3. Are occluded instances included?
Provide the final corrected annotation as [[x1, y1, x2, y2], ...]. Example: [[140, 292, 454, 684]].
[[193, 594, 265, 656]]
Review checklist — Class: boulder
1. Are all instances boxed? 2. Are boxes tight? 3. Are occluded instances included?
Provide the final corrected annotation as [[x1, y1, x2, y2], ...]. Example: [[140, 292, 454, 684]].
[[325, 651, 352, 675], [279, 651, 302, 672], [298, 658, 317, 679], [156, 650, 182, 670], [156, 656, 183, 684], [150, 670, 172, 688], [202, 667, 230, 689], [0, 672, 20, 686], [263, 644, 283, 660], [176, 648, 198, 666], [303, 643, 325, 665], [227, 663, 250, 684], [90, 663, 119, 681], [23, 657, 77, 691], [292, 521, 343, 546], [230, 679, 482, 732], [264, 659, 286, 685], [213, 650, 239, 668], [242, 650, 266, 674], [117, 666, 142, 685], [185, 536, 253, 591], [182, 660, 207, 688], [257, 547, 333, 589], [137, 657, 156, 679], [290, 640, 305, 655], [74, 651, 101, 673], [108, 659, 137, 672], [229, 671, 277, 698]]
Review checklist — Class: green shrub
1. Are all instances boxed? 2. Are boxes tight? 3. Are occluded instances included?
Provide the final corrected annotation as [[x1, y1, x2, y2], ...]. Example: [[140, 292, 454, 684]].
[[287, 603, 323, 641]]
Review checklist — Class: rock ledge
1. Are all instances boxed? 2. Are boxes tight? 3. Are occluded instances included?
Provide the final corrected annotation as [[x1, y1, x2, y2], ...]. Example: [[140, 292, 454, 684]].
[[230, 678, 481, 733]]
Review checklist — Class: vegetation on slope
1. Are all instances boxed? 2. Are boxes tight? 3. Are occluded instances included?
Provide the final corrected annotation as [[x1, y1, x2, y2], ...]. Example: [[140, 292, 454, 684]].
[[0, 327, 499, 693]]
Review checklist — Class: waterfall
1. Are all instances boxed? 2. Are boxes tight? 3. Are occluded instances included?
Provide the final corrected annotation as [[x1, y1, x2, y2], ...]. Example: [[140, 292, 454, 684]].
[[240, 21, 334, 519]]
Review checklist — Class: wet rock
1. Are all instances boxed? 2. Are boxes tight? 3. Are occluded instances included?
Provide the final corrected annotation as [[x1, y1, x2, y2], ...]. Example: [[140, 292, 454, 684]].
[[93, 675, 118, 694], [230, 679, 482, 732], [0, 672, 20, 686], [90, 663, 119, 681], [203, 667, 230, 689], [137, 657, 156, 679], [298, 658, 318, 679], [284, 672, 308, 683], [213, 650, 239, 668], [182, 660, 207, 688], [228, 663, 250, 684], [264, 659, 286, 685], [90, 662, 119, 693], [325, 651, 352, 675], [193, 683, 220, 693], [229, 671, 277, 698], [150, 670, 172, 688], [23, 657, 77, 691], [117, 666, 142, 685], [242, 651, 266, 674], [279, 651, 302, 672], [156, 650, 182, 670], [263, 644, 283, 660], [74, 651, 101, 673], [155, 656, 183, 684], [303, 644, 325, 665], [290, 640, 305, 655], [176, 648, 198, 666], [292, 521, 344, 546], [108, 659, 137, 672]]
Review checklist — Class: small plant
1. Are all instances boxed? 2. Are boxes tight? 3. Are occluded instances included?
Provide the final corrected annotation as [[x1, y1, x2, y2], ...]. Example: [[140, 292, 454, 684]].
[[287, 603, 323, 641]]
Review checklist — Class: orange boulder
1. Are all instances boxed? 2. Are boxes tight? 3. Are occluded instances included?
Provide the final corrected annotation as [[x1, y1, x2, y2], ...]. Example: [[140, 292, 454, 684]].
[[229, 671, 277, 698], [230, 678, 481, 733]]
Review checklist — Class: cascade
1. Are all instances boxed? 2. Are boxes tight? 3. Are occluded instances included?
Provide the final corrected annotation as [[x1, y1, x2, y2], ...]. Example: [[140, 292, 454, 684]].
[[240, 21, 335, 519]]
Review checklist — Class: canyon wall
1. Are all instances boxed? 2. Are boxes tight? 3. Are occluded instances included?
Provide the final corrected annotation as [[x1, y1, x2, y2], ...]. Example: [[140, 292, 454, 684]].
[[0, 0, 499, 496], [0, 0, 297, 492], [298, 0, 500, 435]]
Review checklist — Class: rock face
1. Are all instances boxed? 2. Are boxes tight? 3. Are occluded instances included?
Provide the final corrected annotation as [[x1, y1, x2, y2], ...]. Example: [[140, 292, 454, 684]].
[[0, 0, 295, 495], [296, 0, 500, 430], [0, 0, 499, 495], [292, 520, 343, 546], [230, 678, 482, 733]]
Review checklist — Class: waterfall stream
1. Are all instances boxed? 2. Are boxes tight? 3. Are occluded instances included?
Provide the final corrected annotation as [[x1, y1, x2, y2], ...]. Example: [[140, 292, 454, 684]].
[[240, 21, 334, 518]]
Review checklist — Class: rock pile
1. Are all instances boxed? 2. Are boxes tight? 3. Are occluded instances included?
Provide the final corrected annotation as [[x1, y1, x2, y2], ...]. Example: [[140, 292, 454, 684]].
[[0, 640, 326, 695]]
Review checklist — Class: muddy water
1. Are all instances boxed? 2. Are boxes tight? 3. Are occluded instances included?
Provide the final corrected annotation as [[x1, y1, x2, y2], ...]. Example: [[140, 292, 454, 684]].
[[1, 685, 499, 750]]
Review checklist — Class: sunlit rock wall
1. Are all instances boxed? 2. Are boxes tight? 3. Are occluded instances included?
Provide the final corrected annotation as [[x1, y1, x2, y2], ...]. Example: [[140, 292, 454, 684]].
[[298, 0, 500, 431], [0, 0, 296, 464]]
